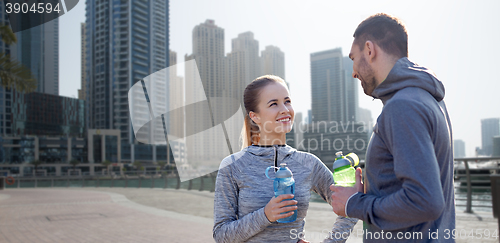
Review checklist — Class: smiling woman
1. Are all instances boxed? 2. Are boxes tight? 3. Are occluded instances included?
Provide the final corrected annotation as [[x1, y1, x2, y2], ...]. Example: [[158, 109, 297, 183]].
[[212, 75, 358, 243]]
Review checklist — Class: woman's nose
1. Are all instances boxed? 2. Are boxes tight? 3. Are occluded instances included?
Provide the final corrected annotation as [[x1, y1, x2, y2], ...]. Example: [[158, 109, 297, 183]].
[[281, 104, 290, 113]]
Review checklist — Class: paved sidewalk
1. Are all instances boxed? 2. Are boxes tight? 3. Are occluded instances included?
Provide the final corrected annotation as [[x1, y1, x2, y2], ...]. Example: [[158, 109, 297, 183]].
[[0, 188, 213, 243], [0, 188, 498, 243]]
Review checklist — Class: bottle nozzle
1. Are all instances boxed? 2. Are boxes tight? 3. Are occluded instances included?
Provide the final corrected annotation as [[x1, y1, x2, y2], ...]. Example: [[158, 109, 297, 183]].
[[345, 153, 359, 167]]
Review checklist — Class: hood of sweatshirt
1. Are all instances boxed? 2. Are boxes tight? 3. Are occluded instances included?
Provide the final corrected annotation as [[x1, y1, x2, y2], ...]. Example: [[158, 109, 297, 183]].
[[371, 57, 445, 104], [243, 144, 296, 163]]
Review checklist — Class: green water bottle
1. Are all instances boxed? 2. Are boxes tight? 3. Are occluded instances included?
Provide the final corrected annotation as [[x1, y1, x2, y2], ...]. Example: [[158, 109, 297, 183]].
[[332, 151, 359, 187]]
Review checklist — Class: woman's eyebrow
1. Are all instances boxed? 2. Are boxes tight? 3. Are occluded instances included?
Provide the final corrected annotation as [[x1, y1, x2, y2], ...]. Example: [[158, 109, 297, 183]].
[[267, 97, 290, 104], [267, 99, 278, 104]]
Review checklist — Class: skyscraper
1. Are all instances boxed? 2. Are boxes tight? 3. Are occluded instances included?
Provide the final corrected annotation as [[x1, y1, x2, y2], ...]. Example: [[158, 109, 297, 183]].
[[261, 45, 285, 79], [310, 48, 356, 123], [79, 23, 86, 100], [188, 20, 227, 99], [0, 2, 11, 136], [168, 50, 184, 138], [343, 56, 358, 121], [184, 20, 231, 172], [228, 31, 261, 100], [85, 0, 169, 162], [453, 139, 466, 158], [357, 107, 373, 139], [305, 48, 368, 161], [481, 118, 500, 156], [11, 17, 59, 96]]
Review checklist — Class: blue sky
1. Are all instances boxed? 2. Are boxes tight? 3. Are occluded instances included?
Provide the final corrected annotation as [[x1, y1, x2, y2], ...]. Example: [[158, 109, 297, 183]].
[[58, 0, 500, 157]]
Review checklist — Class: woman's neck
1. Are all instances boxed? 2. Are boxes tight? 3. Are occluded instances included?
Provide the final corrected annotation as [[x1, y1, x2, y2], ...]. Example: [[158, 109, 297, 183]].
[[257, 133, 287, 146]]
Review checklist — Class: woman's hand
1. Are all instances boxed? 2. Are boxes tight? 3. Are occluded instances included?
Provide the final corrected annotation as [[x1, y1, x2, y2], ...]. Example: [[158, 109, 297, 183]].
[[264, 194, 297, 222]]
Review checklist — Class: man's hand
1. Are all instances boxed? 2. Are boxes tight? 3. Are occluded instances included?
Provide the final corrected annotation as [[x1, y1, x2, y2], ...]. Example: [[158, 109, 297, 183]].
[[330, 167, 363, 217]]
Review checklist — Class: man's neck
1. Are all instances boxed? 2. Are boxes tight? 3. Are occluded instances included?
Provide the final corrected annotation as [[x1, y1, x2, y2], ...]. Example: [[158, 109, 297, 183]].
[[375, 55, 400, 84]]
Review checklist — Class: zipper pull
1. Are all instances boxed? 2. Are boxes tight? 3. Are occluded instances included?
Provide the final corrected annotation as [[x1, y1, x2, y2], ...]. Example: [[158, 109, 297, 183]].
[[274, 145, 278, 172]]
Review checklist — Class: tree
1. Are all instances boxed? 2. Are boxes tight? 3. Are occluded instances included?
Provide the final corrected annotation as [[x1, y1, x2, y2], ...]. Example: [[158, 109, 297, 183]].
[[69, 159, 80, 176], [30, 160, 43, 176], [101, 160, 112, 176], [132, 161, 142, 175], [157, 161, 166, 174], [0, 25, 37, 93]]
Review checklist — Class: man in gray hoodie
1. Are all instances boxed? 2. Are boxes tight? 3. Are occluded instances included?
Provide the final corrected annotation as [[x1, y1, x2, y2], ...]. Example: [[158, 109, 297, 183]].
[[329, 13, 455, 242]]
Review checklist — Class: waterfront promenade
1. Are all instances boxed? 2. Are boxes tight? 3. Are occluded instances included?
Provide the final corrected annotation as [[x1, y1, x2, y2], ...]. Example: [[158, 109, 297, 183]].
[[0, 188, 497, 243]]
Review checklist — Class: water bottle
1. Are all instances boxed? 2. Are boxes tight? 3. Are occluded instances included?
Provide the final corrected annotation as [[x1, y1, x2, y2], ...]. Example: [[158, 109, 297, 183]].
[[265, 163, 297, 223], [332, 151, 359, 187]]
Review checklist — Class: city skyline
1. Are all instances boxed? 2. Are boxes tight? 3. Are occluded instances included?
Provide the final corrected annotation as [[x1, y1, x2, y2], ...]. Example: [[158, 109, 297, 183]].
[[58, 0, 500, 157]]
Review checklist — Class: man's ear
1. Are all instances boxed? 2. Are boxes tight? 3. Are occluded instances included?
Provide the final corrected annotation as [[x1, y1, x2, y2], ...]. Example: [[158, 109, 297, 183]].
[[365, 40, 377, 63], [249, 111, 260, 124]]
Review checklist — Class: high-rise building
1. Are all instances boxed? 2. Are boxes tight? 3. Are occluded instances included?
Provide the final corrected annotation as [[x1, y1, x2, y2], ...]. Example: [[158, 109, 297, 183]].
[[481, 118, 500, 156], [261, 45, 285, 79], [453, 139, 466, 158], [227, 31, 260, 106], [0, 91, 85, 165], [79, 23, 86, 100], [357, 107, 373, 139], [188, 20, 227, 99], [287, 112, 303, 149], [0, 3, 12, 136], [310, 48, 356, 123], [493, 136, 500, 157], [85, 0, 170, 162], [11, 16, 59, 96], [168, 50, 184, 137], [343, 57, 358, 121], [184, 20, 231, 173], [306, 48, 368, 162]]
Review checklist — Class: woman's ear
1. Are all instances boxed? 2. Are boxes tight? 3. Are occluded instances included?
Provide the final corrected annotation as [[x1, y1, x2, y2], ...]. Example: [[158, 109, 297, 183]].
[[249, 111, 260, 124]]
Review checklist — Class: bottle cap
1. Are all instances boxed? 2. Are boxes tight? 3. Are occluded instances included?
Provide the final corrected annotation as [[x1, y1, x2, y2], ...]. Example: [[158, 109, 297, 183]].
[[275, 163, 293, 178]]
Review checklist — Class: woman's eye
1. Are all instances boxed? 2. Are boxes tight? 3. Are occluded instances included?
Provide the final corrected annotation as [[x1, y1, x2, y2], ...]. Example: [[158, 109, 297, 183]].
[[269, 103, 277, 107], [285, 100, 291, 104]]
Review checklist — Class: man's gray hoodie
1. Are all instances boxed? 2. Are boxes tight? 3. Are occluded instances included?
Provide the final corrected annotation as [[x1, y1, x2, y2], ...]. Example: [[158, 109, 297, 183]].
[[346, 57, 455, 242]]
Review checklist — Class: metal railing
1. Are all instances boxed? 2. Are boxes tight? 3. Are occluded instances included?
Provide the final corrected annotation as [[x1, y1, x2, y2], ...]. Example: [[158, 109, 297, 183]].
[[3, 170, 218, 192], [454, 157, 500, 213]]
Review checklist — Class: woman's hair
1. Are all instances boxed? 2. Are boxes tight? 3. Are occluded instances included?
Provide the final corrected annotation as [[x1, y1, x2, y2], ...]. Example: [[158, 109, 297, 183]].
[[241, 75, 288, 149]]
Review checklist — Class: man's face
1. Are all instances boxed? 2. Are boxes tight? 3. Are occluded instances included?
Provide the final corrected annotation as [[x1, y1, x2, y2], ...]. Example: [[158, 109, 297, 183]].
[[349, 42, 378, 96]]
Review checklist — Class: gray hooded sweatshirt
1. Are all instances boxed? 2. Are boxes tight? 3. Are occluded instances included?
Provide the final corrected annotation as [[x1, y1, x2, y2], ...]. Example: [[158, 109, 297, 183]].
[[346, 57, 455, 242], [213, 144, 358, 243]]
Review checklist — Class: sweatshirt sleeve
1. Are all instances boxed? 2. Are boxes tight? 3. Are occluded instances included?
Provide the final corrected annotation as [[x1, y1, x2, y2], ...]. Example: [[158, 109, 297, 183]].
[[212, 157, 272, 243], [346, 99, 445, 231], [309, 155, 358, 243]]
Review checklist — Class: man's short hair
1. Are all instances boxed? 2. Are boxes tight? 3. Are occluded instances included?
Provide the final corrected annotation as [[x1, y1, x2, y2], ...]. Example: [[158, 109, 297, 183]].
[[353, 13, 408, 58]]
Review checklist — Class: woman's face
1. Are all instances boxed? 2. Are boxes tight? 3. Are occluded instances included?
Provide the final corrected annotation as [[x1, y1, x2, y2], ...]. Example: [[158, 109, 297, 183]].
[[250, 82, 295, 140]]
